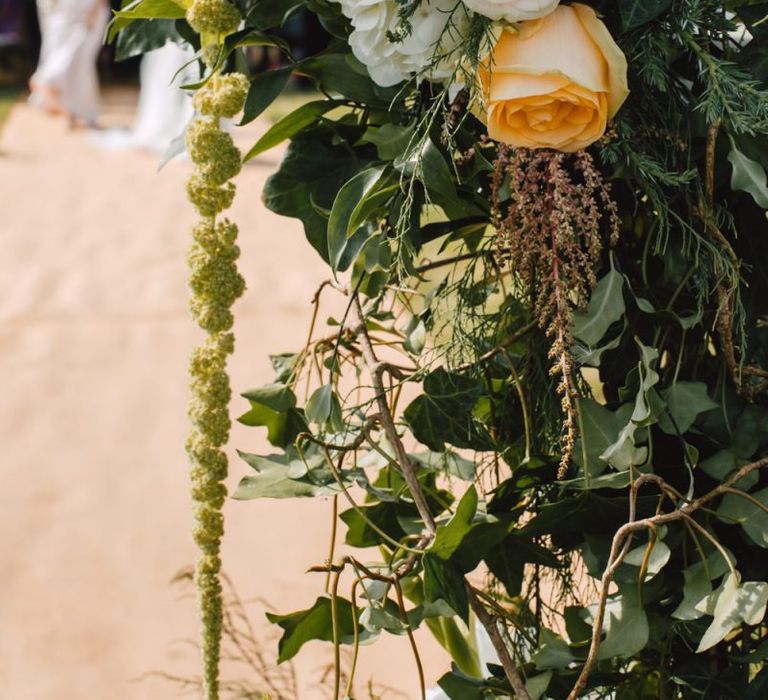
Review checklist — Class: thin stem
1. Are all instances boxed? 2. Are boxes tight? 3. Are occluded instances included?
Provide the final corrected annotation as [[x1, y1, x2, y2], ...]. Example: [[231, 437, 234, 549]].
[[350, 296, 437, 534], [345, 579, 362, 699], [325, 495, 339, 594], [330, 568, 343, 700], [466, 584, 531, 700], [394, 578, 426, 700]]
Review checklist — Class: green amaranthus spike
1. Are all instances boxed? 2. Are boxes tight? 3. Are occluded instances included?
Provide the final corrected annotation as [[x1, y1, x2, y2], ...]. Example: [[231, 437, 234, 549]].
[[183, 3, 248, 696]]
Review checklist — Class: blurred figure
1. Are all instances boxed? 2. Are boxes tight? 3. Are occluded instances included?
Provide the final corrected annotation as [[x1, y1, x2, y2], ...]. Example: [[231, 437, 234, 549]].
[[93, 40, 195, 155], [29, 0, 109, 127]]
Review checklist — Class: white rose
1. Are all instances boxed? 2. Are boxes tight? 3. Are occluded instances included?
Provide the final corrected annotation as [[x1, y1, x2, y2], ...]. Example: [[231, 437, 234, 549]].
[[462, 0, 560, 22], [334, 0, 469, 87]]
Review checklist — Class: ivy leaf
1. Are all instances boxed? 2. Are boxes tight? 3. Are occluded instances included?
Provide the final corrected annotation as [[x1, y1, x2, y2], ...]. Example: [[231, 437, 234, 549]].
[[241, 383, 296, 411], [717, 487, 768, 547], [696, 573, 768, 652], [340, 503, 406, 548], [525, 672, 553, 700], [672, 548, 734, 621], [238, 384, 306, 448], [304, 383, 343, 431], [437, 665, 509, 699], [423, 553, 469, 622], [364, 124, 416, 161], [595, 588, 649, 659], [532, 629, 576, 670], [700, 450, 759, 491], [601, 343, 659, 469], [246, 0, 303, 29], [573, 269, 625, 346], [429, 487, 479, 561], [618, 0, 673, 29], [622, 540, 672, 580], [729, 142, 768, 209], [234, 449, 341, 499], [404, 369, 491, 452], [572, 400, 634, 477], [266, 596, 368, 662], [657, 382, 718, 435]]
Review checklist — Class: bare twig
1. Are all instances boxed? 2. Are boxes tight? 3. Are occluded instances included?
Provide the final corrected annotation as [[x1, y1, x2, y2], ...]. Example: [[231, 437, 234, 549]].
[[567, 456, 768, 699], [350, 295, 436, 534], [466, 583, 532, 700]]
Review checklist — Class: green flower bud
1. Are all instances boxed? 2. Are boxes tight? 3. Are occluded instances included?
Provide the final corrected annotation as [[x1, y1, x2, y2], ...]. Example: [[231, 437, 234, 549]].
[[186, 119, 242, 185], [186, 175, 236, 217], [186, 0, 241, 36], [193, 73, 250, 118]]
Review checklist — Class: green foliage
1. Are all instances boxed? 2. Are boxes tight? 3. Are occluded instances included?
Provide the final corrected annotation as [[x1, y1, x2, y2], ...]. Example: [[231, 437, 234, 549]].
[[118, 0, 768, 697]]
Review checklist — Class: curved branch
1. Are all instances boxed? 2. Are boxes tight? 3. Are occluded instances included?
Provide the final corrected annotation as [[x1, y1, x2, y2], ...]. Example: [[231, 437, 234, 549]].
[[567, 456, 768, 699]]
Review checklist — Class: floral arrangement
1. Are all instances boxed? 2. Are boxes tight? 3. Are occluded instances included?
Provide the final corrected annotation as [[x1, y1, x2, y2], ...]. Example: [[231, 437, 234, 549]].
[[112, 0, 768, 698]]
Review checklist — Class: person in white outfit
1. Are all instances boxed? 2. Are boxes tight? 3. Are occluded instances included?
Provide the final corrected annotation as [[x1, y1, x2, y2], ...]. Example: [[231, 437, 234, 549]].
[[29, 0, 109, 127], [93, 40, 196, 155]]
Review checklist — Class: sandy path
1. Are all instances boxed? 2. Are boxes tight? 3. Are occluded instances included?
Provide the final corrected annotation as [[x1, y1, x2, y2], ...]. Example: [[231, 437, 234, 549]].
[[0, 89, 446, 699]]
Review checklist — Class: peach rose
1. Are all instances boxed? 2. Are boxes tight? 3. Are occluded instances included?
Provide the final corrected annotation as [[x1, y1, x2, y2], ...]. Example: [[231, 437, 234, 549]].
[[462, 0, 560, 22], [480, 3, 628, 152]]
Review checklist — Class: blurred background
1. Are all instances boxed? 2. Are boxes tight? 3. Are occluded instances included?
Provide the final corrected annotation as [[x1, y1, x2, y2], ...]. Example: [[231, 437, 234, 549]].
[[0, 2, 447, 698]]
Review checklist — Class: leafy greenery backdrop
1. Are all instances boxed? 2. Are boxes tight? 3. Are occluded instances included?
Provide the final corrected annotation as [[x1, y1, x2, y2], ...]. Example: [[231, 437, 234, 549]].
[[114, 0, 768, 698]]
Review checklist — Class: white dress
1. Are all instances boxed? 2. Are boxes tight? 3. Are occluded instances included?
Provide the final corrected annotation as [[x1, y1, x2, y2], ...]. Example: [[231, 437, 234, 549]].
[[30, 0, 108, 124], [93, 41, 196, 155]]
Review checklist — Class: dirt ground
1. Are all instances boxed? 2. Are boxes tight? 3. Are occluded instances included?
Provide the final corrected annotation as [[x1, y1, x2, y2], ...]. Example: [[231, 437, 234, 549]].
[[0, 88, 447, 699]]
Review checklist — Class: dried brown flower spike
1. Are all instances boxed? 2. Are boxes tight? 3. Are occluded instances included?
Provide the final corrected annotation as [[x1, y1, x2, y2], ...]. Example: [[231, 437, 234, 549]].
[[491, 146, 619, 479]]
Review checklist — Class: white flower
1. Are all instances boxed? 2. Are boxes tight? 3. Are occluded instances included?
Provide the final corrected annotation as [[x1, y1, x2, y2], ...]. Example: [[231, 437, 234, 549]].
[[461, 0, 560, 22], [334, 0, 469, 87]]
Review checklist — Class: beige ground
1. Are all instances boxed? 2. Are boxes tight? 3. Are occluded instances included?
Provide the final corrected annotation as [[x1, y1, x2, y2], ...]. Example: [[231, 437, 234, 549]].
[[0, 88, 447, 699]]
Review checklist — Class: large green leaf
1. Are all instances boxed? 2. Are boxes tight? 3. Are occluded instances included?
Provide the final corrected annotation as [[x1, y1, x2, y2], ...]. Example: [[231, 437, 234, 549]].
[[696, 573, 768, 652], [239, 66, 293, 125], [238, 384, 306, 448], [266, 596, 367, 662], [404, 369, 491, 452], [423, 553, 469, 622], [246, 0, 303, 28], [108, 0, 187, 40], [298, 52, 402, 106], [395, 138, 457, 202], [729, 142, 768, 209], [717, 487, 768, 547], [532, 629, 576, 670], [234, 450, 340, 499], [657, 381, 718, 434], [573, 269, 625, 346], [114, 19, 183, 61], [572, 400, 634, 477], [244, 99, 346, 160], [429, 487, 478, 560], [327, 165, 388, 271], [596, 588, 649, 659], [262, 126, 370, 260], [340, 502, 407, 548]]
